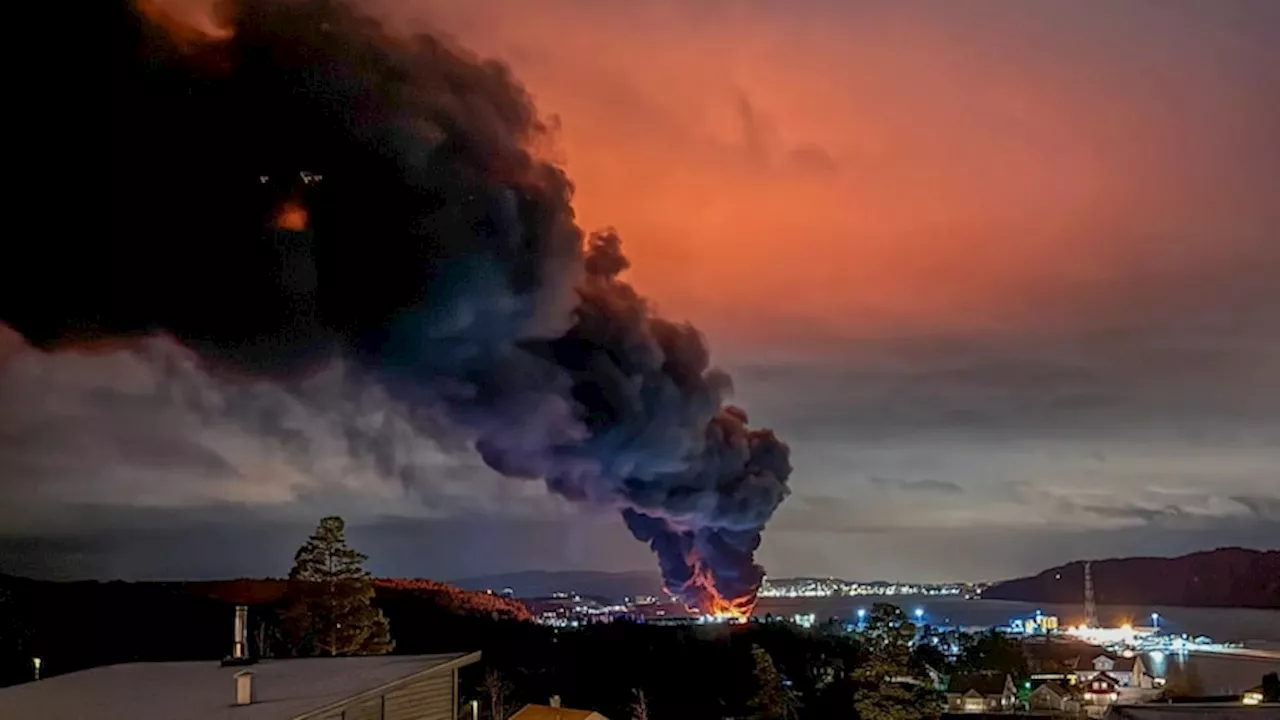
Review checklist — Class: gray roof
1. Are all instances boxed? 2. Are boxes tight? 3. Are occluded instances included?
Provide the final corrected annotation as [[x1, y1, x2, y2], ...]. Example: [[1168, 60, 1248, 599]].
[[0, 652, 479, 720]]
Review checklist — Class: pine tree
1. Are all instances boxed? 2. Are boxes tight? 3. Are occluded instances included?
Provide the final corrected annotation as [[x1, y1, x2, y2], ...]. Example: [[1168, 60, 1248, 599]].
[[748, 645, 800, 720], [282, 516, 393, 656]]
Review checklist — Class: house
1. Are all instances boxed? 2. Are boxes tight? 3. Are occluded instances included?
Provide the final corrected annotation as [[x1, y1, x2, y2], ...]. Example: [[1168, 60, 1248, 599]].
[[946, 673, 1018, 714], [1242, 685, 1266, 706], [1078, 654, 1149, 688], [1082, 672, 1122, 717], [511, 703, 610, 720], [1029, 680, 1075, 713], [0, 652, 481, 720]]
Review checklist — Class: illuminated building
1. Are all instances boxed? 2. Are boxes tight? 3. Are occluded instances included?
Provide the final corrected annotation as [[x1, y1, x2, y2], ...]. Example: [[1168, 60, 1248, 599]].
[[1082, 673, 1121, 715]]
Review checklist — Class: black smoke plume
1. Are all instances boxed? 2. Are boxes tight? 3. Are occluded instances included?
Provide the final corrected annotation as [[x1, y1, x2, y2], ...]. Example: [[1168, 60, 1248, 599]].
[[2, 0, 791, 613]]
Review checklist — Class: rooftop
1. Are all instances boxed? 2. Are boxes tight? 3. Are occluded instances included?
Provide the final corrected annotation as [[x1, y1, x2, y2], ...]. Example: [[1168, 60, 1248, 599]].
[[1031, 681, 1070, 698], [0, 652, 478, 720], [947, 673, 1012, 696], [510, 705, 608, 720]]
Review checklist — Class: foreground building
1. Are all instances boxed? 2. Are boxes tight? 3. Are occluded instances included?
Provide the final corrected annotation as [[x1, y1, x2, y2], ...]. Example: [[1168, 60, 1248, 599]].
[[1079, 654, 1151, 689], [945, 673, 1018, 714], [0, 652, 481, 720], [1029, 680, 1079, 714]]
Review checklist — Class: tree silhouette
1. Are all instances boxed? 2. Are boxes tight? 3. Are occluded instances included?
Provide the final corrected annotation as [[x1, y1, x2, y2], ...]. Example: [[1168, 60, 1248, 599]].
[[1261, 672, 1279, 703], [630, 688, 650, 720], [852, 604, 941, 720], [281, 516, 392, 656], [955, 630, 1028, 681], [748, 645, 800, 720], [483, 668, 514, 720]]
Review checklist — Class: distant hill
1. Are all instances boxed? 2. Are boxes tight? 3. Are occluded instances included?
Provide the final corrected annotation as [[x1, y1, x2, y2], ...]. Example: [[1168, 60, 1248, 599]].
[[983, 547, 1280, 609], [450, 569, 664, 599]]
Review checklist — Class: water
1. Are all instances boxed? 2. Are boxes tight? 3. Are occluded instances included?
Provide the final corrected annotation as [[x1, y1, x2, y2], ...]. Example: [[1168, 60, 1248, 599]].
[[756, 596, 1280, 642], [755, 596, 1280, 692]]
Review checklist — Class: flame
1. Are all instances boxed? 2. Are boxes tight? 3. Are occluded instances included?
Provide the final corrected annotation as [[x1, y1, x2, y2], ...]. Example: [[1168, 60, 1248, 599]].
[[274, 202, 308, 231], [675, 550, 758, 621], [702, 593, 753, 620]]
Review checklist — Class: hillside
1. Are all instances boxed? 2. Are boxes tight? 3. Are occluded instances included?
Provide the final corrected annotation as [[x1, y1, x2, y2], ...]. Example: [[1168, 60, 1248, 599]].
[[983, 547, 1280, 608], [0, 573, 532, 687], [179, 577, 532, 621]]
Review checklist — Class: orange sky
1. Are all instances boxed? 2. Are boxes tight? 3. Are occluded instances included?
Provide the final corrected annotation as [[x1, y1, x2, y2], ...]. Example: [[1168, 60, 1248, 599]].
[[365, 0, 1279, 358], [1, 0, 1276, 582]]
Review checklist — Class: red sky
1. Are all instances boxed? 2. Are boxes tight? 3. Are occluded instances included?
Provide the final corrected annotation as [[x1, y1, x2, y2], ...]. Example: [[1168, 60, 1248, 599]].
[[371, 0, 1279, 358]]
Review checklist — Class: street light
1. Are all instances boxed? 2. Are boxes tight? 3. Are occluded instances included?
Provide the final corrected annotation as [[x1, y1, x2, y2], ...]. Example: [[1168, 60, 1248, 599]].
[[914, 608, 924, 621], [856, 608, 866, 621], [32, 657, 42, 681], [1151, 612, 1160, 629]]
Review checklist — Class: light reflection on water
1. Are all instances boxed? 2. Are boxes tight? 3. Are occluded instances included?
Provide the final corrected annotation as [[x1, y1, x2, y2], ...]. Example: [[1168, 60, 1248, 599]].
[[754, 596, 1280, 693]]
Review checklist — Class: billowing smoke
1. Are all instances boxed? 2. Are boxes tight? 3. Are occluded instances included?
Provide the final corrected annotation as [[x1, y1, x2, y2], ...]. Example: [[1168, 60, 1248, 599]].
[[1, 0, 791, 614]]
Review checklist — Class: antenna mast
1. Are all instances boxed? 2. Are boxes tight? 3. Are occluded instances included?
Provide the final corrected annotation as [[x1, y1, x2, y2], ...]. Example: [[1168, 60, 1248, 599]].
[[1083, 560, 1098, 627]]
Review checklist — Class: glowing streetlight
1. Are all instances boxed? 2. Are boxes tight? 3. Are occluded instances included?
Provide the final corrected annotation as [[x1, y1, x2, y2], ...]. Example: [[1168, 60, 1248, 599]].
[[914, 608, 924, 621], [856, 608, 866, 621], [1151, 612, 1160, 629], [32, 657, 42, 681]]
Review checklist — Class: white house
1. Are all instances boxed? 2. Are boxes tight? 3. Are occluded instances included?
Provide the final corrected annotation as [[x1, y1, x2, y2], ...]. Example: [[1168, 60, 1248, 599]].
[[1077, 653, 1150, 688]]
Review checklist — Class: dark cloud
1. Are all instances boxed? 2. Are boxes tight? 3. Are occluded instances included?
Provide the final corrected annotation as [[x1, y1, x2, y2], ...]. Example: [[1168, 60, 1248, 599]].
[[868, 476, 963, 494], [788, 144, 838, 174], [1078, 504, 1189, 526], [0, 506, 649, 582], [1231, 496, 1280, 521], [734, 89, 839, 176], [0, 0, 793, 612]]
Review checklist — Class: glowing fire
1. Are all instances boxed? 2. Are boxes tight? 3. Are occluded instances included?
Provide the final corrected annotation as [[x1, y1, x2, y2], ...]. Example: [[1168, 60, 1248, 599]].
[[701, 594, 753, 621], [274, 202, 309, 231], [676, 552, 758, 622]]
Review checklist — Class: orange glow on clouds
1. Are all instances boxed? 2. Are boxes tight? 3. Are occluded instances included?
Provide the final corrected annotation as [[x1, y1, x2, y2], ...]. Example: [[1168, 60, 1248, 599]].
[[137, 0, 232, 44], [369, 0, 1278, 358]]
